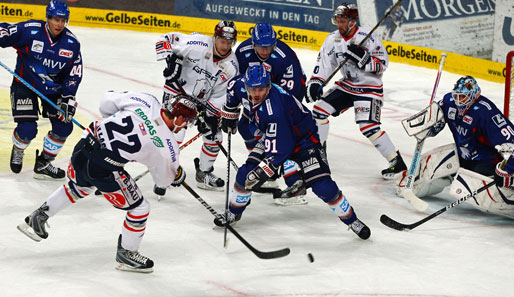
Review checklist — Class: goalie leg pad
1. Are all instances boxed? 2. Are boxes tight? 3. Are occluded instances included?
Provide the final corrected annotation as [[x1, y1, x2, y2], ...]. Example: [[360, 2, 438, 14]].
[[396, 144, 458, 198], [450, 168, 514, 219]]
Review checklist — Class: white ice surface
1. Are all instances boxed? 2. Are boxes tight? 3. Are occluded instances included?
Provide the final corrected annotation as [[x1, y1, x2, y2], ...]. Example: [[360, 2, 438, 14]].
[[1, 27, 513, 297]]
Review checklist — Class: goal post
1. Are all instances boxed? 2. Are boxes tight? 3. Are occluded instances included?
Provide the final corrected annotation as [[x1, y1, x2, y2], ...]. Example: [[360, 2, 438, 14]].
[[504, 51, 514, 119]]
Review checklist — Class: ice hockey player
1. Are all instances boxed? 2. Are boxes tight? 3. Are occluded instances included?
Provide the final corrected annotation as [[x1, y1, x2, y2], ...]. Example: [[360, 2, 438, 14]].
[[227, 23, 307, 202], [305, 2, 406, 179], [17, 91, 197, 273], [221, 73, 308, 205], [215, 64, 371, 240], [155, 20, 239, 191], [235, 23, 306, 101], [0, 0, 83, 179], [397, 76, 514, 219]]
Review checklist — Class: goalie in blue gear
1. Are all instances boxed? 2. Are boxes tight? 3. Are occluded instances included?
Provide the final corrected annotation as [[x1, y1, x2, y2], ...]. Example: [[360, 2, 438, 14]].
[[215, 64, 371, 240], [1, 0, 82, 179], [396, 76, 514, 219]]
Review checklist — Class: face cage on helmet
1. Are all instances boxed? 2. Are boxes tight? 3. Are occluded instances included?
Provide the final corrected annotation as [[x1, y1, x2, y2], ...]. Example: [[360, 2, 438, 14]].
[[331, 4, 358, 25], [167, 99, 197, 127], [452, 81, 478, 115], [215, 26, 237, 46]]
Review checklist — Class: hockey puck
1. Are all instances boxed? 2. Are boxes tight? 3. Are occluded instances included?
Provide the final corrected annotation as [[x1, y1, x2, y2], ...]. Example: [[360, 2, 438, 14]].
[[307, 253, 314, 263]]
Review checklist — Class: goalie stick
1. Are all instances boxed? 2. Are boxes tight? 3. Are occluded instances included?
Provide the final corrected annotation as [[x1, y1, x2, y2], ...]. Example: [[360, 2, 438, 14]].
[[322, 0, 404, 87], [381, 181, 495, 231], [181, 181, 290, 259], [400, 53, 447, 211]]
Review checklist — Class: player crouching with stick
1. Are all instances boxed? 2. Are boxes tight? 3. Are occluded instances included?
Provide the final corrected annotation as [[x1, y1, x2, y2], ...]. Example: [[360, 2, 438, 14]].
[[396, 76, 514, 218], [17, 91, 197, 273]]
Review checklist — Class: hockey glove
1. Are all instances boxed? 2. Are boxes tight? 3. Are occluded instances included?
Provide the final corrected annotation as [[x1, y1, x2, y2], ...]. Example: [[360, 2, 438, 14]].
[[56, 95, 77, 123], [196, 111, 219, 136], [220, 104, 240, 134], [494, 161, 514, 188], [171, 166, 186, 187], [245, 158, 279, 190], [247, 141, 266, 165], [163, 53, 183, 83], [344, 44, 370, 69], [305, 78, 323, 103]]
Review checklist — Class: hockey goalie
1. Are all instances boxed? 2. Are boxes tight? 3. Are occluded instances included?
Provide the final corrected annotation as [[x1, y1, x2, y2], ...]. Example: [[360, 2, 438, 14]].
[[396, 76, 514, 219]]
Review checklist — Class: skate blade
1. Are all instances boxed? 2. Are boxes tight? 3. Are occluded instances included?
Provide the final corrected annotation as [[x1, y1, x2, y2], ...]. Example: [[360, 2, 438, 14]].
[[382, 172, 397, 180], [261, 180, 280, 189], [115, 263, 153, 273], [33, 173, 65, 181], [17, 222, 43, 242], [196, 182, 224, 192], [274, 196, 308, 206]]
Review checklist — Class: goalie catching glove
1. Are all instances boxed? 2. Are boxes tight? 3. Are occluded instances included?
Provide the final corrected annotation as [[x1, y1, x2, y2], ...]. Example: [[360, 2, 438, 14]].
[[245, 158, 279, 190], [220, 104, 240, 134], [344, 44, 370, 69], [494, 144, 514, 189], [163, 53, 183, 83], [56, 95, 77, 123]]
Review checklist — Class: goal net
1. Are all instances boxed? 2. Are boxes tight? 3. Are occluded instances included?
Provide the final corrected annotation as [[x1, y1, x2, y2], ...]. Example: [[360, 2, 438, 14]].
[[505, 51, 514, 119]]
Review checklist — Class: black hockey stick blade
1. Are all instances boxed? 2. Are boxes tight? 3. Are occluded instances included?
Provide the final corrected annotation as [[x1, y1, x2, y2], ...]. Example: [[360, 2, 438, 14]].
[[226, 224, 290, 259], [380, 214, 412, 231]]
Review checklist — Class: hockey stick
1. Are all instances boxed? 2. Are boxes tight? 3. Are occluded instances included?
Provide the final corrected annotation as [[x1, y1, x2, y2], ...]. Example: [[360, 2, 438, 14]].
[[321, 0, 404, 87], [181, 181, 290, 259], [381, 181, 495, 231], [400, 53, 447, 211], [223, 133, 231, 248], [0, 60, 86, 130]]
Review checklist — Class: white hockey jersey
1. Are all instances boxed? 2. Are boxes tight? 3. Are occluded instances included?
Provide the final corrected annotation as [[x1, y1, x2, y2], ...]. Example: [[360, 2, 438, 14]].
[[311, 27, 388, 100], [156, 32, 239, 116], [86, 91, 180, 188]]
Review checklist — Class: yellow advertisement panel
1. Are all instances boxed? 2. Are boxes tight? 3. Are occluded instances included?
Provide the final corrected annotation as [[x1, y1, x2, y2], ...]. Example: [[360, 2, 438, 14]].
[[0, 3, 506, 83]]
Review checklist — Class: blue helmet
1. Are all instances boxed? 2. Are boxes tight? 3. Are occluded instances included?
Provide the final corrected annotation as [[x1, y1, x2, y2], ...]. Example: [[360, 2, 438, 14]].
[[244, 64, 271, 89], [251, 23, 277, 48], [452, 75, 481, 115], [47, 0, 70, 20]]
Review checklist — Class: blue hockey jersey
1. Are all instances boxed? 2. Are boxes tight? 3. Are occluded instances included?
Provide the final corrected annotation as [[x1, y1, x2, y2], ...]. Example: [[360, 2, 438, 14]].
[[235, 39, 306, 101], [251, 84, 319, 167], [0, 20, 82, 97], [440, 93, 514, 167]]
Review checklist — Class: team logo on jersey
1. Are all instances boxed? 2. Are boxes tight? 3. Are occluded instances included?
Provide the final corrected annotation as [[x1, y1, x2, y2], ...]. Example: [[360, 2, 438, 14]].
[[262, 62, 272, 72], [463, 115, 473, 125], [8, 25, 17, 35], [492, 114, 507, 128], [166, 139, 177, 163], [134, 108, 157, 135], [59, 49, 73, 58], [31, 40, 44, 53], [220, 73, 228, 82], [139, 123, 147, 135], [103, 193, 126, 208], [448, 107, 456, 120], [151, 136, 164, 148], [283, 64, 294, 78]]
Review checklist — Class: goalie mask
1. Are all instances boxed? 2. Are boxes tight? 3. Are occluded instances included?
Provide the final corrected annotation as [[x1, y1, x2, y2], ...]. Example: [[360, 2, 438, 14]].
[[165, 94, 198, 132], [452, 76, 481, 116]]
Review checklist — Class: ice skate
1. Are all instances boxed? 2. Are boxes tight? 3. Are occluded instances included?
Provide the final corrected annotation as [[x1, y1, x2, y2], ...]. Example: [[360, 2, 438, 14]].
[[115, 235, 154, 273], [213, 211, 242, 227], [381, 151, 407, 180], [348, 219, 371, 240], [273, 179, 308, 206], [194, 158, 224, 191], [33, 150, 65, 180], [17, 203, 50, 242], [10, 145, 24, 174]]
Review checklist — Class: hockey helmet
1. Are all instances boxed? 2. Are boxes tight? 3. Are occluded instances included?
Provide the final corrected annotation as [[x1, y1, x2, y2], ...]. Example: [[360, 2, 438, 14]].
[[452, 76, 481, 115], [251, 23, 277, 48], [214, 20, 238, 45], [46, 0, 70, 20], [165, 94, 198, 126], [244, 64, 271, 89], [331, 2, 358, 25]]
